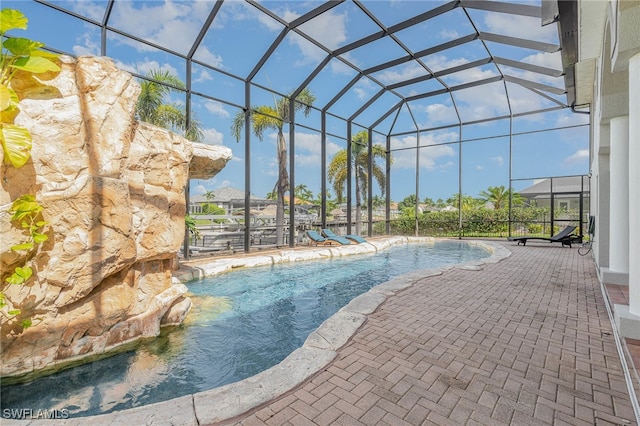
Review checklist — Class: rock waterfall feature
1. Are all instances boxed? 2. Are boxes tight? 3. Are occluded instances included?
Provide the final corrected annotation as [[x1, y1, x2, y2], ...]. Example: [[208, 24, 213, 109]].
[[0, 56, 232, 377]]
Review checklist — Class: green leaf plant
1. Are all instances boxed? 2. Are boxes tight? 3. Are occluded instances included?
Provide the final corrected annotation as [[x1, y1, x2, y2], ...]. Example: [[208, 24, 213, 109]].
[[1, 8, 58, 330], [1, 195, 48, 329], [1, 8, 60, 167]]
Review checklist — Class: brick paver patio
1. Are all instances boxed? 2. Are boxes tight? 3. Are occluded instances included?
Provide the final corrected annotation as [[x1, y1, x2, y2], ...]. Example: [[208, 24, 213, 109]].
[[217, 241, 638, 425]]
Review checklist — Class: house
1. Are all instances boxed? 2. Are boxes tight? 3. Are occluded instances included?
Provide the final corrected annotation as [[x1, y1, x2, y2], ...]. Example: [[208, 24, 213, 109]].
[[189, 187, 271, 215], [516, 176, 590, 235], [517, 176, 590, 212]]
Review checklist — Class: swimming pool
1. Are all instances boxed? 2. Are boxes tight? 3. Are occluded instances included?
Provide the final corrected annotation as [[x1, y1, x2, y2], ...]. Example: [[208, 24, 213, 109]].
[[1, 239, 491, 418]]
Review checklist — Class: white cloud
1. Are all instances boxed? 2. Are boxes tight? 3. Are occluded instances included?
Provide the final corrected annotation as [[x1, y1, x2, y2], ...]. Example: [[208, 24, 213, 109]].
[[297, 9, 348, 51], [192, 177, 234, 195], [330, 58, 356, 75], [251, 6, 346, 67], [454, 82, 510, 121], [288, 11, 347, 67], [108, 1, 213, 54], [115, 59, 180, 77], [258, 9, 287, 31], [194, 184, 206, 195], [193, 46, 224, 69], [294, 133, 323, 166], [202, 128, 225, 146], [522, 51, 562, 70], [204, 101, 230, 119], [72, 32, 100, 56], [484, 12, 558, 43], [67, 2, 105, 21], [263, 132, 342, 167], [376, 62, 427, 85], [353, 78, 377, 101], [490, 156, 504, 166], [424, 55, 467, 72], [439, 29, 459, 40], [419, 103, 458, 127], [391, 134, 456, 170], [555, 111, 589, 127], [564, 149, 589, 164], [194, 69, 213, 84]]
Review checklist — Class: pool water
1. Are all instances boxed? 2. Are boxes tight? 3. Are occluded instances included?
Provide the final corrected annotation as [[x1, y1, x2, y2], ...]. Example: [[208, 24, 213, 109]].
[[0, 241, 488, 418]]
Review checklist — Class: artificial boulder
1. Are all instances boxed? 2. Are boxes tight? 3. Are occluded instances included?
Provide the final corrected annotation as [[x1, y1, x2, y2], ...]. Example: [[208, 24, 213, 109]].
[[0, 55, 231, 377]]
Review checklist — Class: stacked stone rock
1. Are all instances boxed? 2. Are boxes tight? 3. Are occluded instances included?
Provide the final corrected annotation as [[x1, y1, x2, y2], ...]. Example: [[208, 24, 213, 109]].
[[0, 56, 231, 377]]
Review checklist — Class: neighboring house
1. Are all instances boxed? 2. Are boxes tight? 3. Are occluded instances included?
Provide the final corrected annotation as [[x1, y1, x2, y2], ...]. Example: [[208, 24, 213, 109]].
[[517, 176, 590, 233], [189, 187, 271, 215], [517, 176, 590, 211]]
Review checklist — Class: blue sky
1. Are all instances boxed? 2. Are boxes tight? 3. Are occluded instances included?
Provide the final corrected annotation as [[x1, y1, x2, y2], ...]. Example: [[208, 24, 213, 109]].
[[6, 0, 590, 202]]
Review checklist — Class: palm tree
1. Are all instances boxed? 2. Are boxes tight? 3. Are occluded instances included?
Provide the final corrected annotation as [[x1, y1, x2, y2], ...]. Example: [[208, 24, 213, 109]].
[[136, 69, 204, 142], [294, 184, 314, 203], [328, 130, 388, 235], [447, 193, 483, 211], [231, 88, 316, 245], [479, 185, 524, 209]]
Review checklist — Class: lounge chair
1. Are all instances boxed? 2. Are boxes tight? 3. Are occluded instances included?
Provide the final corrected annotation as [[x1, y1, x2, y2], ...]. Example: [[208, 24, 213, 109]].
[[322, 228, 367, 244], [507, 225, 580, 247], [320, 229, 353, 245], [306, 230, 334, 246]]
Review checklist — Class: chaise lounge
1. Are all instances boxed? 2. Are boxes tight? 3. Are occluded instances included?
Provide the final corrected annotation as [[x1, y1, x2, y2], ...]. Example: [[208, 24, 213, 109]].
[[306, 230, 335, 246], [507, 225, 580, 247], [322, 228, 366, 244]]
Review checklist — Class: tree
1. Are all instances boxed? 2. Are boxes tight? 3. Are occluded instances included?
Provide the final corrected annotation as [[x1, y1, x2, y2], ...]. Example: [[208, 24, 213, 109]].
[[371, 195, 385, 210], [294, 184, 313, 203], [328, 130, 389, 235], [423, 197, 436, 209], [136, 69, 204, 142], [231, 88, 315, 245], [479, 185, 524, 209], [398, 194, 418, 211], [314, 190, 337, 218], [447, 193, 483, 211]]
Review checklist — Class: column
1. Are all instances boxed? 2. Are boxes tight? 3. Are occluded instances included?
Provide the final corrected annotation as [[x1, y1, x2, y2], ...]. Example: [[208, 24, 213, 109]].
[[615, 53, 640, 338], [608, 116, 629, 277], [629, 53, 640, 315]]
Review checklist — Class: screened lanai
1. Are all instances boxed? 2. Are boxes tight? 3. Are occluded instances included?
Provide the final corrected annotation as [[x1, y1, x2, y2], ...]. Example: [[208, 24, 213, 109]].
[[7, 0, 590, 255]]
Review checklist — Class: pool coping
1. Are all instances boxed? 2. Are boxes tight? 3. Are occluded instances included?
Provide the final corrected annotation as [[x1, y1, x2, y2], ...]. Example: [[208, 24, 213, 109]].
[[7, 238, 510, 425]]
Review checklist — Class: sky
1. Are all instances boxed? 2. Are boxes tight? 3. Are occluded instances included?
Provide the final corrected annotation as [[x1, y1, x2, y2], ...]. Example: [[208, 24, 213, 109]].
[[5, 0, 590, 203]]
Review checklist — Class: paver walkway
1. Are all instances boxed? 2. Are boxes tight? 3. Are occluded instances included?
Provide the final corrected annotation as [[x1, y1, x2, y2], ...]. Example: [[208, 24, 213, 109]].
[[216, 242, 638, 425]]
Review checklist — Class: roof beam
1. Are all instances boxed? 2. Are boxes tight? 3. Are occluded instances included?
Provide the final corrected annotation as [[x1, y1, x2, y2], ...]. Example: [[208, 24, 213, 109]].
[[460, 0, 540, 18], [363, 33, 479, 75], [494, 56, 563, 77], [290, 1, 346, 28], [504, 75, 566, 95], [188, 0, 223, 59], [479, 32, 560, 53], [324, 74, 362, 111], [334, 1, 459, 56], [406, 75, 503, 102], [349, 89, 387, 121], [387, 57, 492, 90]]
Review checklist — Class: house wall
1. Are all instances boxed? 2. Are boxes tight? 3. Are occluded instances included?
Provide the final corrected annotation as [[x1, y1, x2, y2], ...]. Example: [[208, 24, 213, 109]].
[[586, 0, 640, 338]]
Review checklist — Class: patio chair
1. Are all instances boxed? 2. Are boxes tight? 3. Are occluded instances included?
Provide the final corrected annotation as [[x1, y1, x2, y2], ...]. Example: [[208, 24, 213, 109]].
[[320, 229, 353, 245], [507, 225, 580, 247], [306, 230, 335, 246], [323, 228, 367, 244], [345, 234, 367, 244]]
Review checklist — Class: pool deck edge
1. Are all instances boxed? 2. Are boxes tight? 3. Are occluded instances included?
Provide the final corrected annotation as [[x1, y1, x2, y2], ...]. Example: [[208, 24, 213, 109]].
[[2, 238, 508, 426]]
